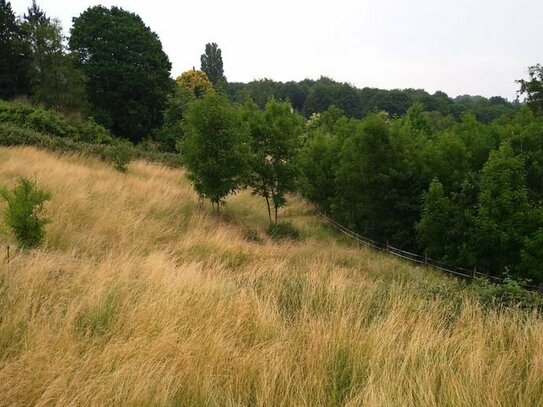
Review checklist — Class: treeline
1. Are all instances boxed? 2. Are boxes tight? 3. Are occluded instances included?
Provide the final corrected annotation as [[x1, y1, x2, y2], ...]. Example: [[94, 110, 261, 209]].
[[226, 77, 519, 123], [298, 103, 543, 284], [1, 0, 519, 148]]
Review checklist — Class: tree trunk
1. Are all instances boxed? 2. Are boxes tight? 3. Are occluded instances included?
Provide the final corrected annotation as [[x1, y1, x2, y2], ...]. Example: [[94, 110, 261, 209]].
[[265, 195, 272, 224]]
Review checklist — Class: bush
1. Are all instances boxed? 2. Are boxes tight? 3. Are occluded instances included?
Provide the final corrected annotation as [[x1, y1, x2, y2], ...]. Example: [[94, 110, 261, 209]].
[[106, 140, 134, 172], [472, 275, 543, 311], [0, 178, 52, 248], [0, 100, 114, 145], [267, 222, 300, 240]]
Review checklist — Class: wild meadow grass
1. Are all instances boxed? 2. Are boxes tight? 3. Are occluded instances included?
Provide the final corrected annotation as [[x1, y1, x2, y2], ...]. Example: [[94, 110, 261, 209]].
[[0, 147, 542, 406]]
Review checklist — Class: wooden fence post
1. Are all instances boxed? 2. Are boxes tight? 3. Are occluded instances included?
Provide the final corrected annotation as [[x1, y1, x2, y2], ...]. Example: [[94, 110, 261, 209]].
[[6, 245, 9, 264], [424, 251, 428, 265], [471, 267, 476, 282]]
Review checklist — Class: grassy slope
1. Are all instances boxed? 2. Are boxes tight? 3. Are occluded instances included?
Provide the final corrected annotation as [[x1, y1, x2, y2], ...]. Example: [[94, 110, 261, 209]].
[[0, 147, 542, 406]]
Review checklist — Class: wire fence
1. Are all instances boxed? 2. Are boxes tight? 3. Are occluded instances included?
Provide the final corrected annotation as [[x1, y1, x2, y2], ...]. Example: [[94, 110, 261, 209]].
[[311, 207, 542, 292]]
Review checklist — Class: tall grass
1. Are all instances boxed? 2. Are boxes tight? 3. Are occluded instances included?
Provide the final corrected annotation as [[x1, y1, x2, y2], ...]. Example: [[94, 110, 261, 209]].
[[0, 147, 542, 406]]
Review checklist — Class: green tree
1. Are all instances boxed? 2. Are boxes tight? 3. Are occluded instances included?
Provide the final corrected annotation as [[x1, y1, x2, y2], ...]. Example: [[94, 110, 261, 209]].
[[200, 42, 226, 87], [416, 177, 477, 266], [0, 0, 30, 98], [22, 1, 87, 112], [520, 223, 543, 283], [0, 177, 52, 248], [243, 98, 303, 224], [517, 64, 543, 115], [298, 130, 339, 213], [182, 93, 250, 212], [476, 142, 532, 276], [69, 6, 172, 142], [155, 86, 193, 152]]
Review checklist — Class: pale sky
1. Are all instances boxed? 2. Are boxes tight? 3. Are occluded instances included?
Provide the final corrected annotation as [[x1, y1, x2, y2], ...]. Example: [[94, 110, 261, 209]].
[[10, 0, 543, 100]]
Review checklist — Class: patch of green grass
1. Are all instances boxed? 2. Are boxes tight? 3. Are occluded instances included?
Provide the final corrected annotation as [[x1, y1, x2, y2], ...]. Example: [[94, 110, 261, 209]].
[[75, 289, 119, 337], [278, 274, 307, 320], [327, 347, 355, 406], [267, 222, 300, 241]]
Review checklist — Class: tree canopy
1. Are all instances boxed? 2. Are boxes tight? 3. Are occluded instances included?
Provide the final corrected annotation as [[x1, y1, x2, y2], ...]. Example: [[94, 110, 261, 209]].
[[517, 64, 543, 115], [0, 0, 30, 98], [176, 70, 213, 97], [200, 42, 226, 86], [22, 1, 87, 112], [182, 92, 250, 211], [69, 6, 172, 142]]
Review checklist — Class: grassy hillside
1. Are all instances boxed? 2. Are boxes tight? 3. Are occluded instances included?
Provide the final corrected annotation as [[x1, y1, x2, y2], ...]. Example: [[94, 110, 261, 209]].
[[0, 147, 542, 406]]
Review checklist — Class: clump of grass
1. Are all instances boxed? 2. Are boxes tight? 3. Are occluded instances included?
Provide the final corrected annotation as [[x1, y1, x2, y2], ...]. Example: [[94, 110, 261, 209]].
[[267, 221, 300, 240], [242, 227, 263, 243], [278, 274, 306, 320], [75, 289, 119, 337]]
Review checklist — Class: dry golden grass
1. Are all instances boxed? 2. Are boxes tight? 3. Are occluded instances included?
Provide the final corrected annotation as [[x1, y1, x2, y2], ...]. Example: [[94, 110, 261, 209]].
[[0, 146, 542, 406]]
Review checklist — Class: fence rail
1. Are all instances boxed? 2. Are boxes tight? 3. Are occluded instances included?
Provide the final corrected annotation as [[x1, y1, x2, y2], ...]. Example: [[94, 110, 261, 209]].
[[311, 207, 542, 292]]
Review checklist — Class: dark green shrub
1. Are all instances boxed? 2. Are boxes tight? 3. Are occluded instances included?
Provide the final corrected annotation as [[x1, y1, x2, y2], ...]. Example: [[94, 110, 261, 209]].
[[0, 178, 52, 248], [267, 222, 300, 240], [472, 275, 543, 311], [0, 100, 113, 144]]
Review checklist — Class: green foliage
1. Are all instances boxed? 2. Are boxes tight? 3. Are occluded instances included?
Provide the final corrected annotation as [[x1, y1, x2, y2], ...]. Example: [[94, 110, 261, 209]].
[[0, 177, 52, 248], [200, 42, 226, 86], [21, 2, 87, 113], [298, 89, 543, 283], [416, 177, 478, 267], [517, 64, 543, 115], [0, 100, 113, 144], [472, 276, 543, 311], [155, 86, 193, 152], [182, 92, 250, 211], [106, 139, 133, 172], [298, 129, 339, 212], [243, 98, 303, 224], [227, 77, 518, 122], [267, 222, 300, 240], [520, 226, 543, 282], [69, 6, 172, 141], [0, 0, 31, 98], [476, 142, 532, 275]]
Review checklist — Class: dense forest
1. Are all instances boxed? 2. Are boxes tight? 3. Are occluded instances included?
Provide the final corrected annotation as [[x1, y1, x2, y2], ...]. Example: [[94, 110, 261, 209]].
[[1, 0, 543, 283]]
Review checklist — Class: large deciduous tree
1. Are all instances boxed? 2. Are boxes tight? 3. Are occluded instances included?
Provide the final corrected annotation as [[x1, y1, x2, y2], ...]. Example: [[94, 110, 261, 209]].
[[69, 6, 172, 142], [200, 42, 226, 86]]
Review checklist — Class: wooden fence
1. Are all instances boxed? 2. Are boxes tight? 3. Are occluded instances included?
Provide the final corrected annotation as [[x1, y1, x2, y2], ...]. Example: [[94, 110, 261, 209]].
[[312, 208, 541, 292]]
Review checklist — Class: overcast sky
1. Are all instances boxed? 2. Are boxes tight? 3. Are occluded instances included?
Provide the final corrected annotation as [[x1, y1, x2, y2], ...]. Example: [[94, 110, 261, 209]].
[[10, 0, 543, 100]]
